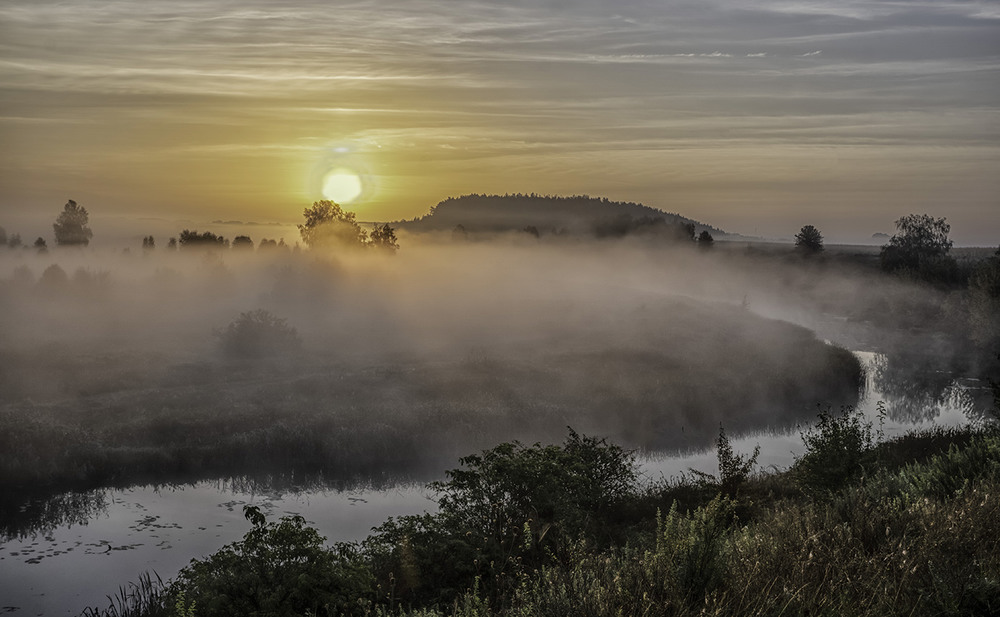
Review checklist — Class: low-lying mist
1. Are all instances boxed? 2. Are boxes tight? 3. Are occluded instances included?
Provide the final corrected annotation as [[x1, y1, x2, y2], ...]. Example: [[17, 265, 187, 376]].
[[1, 232, 984, 504]]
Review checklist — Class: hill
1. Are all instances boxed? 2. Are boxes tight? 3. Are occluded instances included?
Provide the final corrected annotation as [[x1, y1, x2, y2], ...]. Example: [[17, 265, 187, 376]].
[[394, 193, 725, 237]]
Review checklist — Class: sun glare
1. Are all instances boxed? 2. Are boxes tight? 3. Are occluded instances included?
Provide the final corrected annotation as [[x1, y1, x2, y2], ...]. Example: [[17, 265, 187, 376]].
[[322, 168, 363, 204]]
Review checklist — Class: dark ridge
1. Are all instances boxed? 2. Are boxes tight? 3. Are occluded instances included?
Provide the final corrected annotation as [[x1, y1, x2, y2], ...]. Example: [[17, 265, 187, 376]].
[[394, 193, 725, 236]]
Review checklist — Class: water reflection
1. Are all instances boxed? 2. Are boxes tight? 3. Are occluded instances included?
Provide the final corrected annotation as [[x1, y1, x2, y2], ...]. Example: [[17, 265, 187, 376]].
[[0, 489, 110, 542], [869, 351, 990, 423], [0, 480, 434, 616], [642, 350, 992, 482], [0, 471, 428, 544]]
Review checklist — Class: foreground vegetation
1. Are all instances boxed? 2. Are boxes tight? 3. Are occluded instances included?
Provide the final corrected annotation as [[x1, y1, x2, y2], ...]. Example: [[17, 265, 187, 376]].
[[84, 408, 1000, 617]]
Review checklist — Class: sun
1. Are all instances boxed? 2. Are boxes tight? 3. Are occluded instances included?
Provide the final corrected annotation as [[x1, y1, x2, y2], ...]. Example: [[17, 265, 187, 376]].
[[321, 168, 363, 204]]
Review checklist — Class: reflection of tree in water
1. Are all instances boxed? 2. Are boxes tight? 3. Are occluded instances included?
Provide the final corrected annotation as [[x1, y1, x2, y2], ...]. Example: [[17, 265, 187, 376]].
[[0, 489, 109, 541], [870, 352, 981, 423], [0, 473, 428, 540]]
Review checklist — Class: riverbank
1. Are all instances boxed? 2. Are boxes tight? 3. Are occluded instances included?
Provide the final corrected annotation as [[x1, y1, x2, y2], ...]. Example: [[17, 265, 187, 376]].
[[81, 413, 999, 617], [0, 295, 863, 512]]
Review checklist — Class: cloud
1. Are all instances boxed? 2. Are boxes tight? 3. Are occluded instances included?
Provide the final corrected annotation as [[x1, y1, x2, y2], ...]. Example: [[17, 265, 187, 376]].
[[0, 0, 997, 242]]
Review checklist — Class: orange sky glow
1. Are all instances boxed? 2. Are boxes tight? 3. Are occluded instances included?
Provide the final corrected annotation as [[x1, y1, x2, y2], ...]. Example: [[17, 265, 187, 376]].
[[1, 1, 998, 245]]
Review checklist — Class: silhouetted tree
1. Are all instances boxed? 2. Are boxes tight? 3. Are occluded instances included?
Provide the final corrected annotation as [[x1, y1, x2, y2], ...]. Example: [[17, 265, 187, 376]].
[[523, 225, 540, 238], [258, 238, 278, 250], [232, 235, 254, 250], [682, 222, 696, 240], [178, 230, 228, 250], [298, 200, 367, 249], [142, 235, 155, 251], [594, 215, 694, 242], [38, 263, 67, 289], [452, 224, 469, 242], [879, 214, 956, 282], [0, 227, 6, 246], [33, 237, 47, 253], [53, 200, 93, 246], [8, 233, 22, 249], [216, 309, 302, 358], [167, 237, 177, 250], [794, 225, 824, 253], [369, 223, 399, 253], [698, 230, 714, 247]]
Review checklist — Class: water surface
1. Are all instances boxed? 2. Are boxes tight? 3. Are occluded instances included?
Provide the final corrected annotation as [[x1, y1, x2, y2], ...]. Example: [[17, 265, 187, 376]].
[[0, 352, 991, 615]]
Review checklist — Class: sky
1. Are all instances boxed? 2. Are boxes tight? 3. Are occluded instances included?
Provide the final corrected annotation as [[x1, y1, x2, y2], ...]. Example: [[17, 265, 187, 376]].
[[1, 0, 998, 245]]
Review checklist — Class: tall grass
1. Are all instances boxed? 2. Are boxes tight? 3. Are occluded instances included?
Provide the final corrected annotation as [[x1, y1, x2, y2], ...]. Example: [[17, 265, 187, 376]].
[[79, 572, 169, 617]]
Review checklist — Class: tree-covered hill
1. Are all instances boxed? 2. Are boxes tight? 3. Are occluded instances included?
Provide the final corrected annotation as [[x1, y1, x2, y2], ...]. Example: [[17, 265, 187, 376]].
[[394, 193, 725, 237]]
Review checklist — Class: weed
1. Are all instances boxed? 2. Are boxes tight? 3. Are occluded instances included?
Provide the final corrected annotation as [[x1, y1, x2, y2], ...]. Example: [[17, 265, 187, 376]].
[[794, 405, 876, 493]]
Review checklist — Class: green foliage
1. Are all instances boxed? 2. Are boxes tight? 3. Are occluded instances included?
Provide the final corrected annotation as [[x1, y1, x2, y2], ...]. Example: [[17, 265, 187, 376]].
[[53, 199, 93, 246], [363, 430, 638, 607], [172, 591, 196, 617], [215, 309, 302, 358], [169, 506, 375, 617], [81, 426, 1000, 617], [794, 406, 877, 492], [794, 224, 823, 253], [691, 425, 760, 497], [363, 513, 480, 607], [80, 572, 169, 617], [654, 495, 737, 603], [434, 430, 636, 550], [894, 432, 1000, 503]]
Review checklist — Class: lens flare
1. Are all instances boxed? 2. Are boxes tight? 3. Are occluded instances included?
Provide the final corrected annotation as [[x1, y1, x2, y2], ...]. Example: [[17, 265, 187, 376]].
[[321, 168, 363, 203]]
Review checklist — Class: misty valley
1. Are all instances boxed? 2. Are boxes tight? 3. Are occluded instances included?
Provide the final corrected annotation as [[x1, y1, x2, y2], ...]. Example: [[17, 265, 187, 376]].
[[0, 207, 997, 615]]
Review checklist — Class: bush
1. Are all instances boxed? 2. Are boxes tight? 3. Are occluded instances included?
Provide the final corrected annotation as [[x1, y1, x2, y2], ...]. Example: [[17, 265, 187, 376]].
[[168, 506, 374, 617], [433, 430, 637, 550], [215, 309, 302, 358], [690, 425, 759, 497], [794, 406, 877, 492], [363, 430, 639, 607]]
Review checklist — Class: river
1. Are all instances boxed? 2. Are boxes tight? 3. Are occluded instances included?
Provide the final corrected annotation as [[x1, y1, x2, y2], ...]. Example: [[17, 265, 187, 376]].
[[0, 351, 991, 615]]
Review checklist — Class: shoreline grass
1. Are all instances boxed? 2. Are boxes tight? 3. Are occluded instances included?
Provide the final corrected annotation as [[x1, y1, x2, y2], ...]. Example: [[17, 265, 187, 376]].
[[78, 414, 999, 617]]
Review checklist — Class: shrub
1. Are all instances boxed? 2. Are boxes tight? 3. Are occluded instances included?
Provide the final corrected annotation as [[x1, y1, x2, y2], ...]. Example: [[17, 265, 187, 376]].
[[690, 425, 760, 497], [215, 309, 302, 358], [363, 430, 639, 607], [794, 406, 877, 492], [433, 430, 637, 550], [653, 495, 736, 604], [168, 506, 375, 617]]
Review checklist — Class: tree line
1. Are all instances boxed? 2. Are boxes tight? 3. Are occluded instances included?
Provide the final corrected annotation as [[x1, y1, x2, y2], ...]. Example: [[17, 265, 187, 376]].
[[0, 199, 400, 255]]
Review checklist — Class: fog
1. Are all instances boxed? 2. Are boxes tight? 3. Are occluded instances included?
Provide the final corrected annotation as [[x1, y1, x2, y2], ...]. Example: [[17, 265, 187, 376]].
[[0, 231, 989, 500]]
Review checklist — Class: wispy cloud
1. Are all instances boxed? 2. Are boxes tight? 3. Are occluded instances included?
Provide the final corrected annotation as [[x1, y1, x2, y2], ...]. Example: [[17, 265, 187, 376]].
[[0, 0, 997, 241]]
